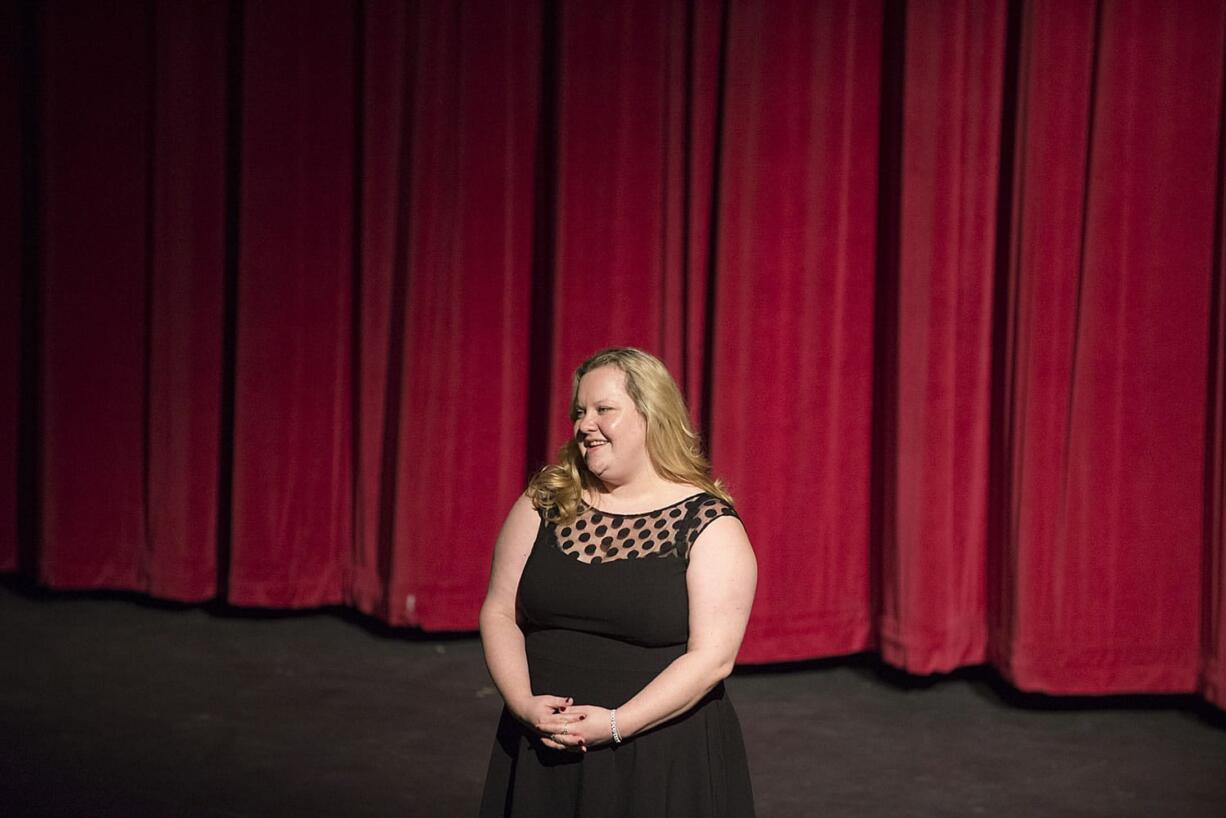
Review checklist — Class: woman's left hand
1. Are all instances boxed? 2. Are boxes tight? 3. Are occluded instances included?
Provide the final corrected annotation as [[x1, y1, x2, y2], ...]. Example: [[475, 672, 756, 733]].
[[544, 704, 615, 753]]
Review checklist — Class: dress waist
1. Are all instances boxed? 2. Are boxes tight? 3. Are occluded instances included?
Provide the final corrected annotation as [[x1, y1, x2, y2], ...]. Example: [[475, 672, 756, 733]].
[[525, 628, 686, 675]]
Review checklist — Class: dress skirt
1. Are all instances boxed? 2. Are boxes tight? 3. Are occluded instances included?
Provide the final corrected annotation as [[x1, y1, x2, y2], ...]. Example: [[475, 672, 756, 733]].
[[478, 629, 754, 818]]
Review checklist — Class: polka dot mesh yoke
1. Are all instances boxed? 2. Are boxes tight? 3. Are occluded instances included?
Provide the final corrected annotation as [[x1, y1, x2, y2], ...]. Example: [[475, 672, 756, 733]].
[[554, 493, 738, 564]]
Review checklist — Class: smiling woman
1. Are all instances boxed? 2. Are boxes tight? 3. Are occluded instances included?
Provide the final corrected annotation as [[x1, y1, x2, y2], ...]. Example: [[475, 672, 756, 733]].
[[477, 348, 757, 817]]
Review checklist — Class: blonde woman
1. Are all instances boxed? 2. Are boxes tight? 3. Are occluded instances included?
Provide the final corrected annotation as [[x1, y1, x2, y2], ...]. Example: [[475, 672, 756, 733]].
[[478, 348, 757, 817]]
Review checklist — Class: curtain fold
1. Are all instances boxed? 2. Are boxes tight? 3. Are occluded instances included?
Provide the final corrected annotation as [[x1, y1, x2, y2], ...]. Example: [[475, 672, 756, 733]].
[[352, 0, 540, 628], [1, 2, 21, 574], [880, 0, 1007, 674], [7, 0, 1226, 709], [38, 1, 163, 592], [142, 0, 228, 601], [711, 0, 881, 662], [228, 0, 354, 608], [997, 0, 1222, 694], [545, 0, 717, 448], [1206, 136, 1226, 702]]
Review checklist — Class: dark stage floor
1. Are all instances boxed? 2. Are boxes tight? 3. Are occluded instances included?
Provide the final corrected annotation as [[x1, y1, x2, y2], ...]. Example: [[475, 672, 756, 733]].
[[2, 579, 1224, 817]]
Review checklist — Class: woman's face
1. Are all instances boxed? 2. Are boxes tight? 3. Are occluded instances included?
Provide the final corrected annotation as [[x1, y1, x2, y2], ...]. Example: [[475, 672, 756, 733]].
[[573, 365, 650, 485]]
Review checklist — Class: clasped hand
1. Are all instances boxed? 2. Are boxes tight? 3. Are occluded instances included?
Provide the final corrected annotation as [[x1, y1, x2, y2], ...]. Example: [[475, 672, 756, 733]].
[[513, 694, 614, 753]]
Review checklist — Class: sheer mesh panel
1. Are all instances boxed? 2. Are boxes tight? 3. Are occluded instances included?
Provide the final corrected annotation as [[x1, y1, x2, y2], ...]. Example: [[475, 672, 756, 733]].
[[554, 493, 737, 564]]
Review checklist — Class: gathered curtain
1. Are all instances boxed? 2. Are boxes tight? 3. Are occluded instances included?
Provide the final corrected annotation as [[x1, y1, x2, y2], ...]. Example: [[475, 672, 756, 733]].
[[3, 0, 1224, 709]]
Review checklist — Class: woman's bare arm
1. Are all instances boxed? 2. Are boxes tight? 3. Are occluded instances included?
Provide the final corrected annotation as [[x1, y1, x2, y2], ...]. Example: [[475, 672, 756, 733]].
[[478, 494, 573, 744], [478, 494, 541, 712]]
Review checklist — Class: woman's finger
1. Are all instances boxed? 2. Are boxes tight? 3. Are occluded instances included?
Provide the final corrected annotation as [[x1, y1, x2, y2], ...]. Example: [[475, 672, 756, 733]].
[[549, 732, 586, 753], [536, 721, 569, 736]]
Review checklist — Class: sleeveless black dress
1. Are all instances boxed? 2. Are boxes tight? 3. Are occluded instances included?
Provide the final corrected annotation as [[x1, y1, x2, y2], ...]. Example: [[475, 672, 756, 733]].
[[478, 492, 755, 817]]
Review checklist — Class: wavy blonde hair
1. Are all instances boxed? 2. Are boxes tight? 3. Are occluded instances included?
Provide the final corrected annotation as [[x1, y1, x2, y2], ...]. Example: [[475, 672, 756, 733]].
[[527, 347, 731, 524]]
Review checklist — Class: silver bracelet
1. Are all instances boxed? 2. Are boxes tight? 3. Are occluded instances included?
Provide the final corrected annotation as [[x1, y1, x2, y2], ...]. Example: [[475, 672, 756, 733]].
[[609, 708, 623, 744]]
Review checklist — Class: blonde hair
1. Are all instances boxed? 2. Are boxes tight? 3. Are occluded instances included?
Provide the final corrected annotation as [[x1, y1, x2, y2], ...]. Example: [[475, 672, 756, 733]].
[[526, 347, 731, 524]]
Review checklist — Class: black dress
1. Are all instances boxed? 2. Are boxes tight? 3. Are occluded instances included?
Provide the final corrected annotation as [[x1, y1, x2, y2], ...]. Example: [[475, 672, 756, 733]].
[[479, 492, 755, 818]]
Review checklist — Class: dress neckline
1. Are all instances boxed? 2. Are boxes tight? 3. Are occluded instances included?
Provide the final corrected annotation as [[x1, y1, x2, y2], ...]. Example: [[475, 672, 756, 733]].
[[578, 491, 708, 518]]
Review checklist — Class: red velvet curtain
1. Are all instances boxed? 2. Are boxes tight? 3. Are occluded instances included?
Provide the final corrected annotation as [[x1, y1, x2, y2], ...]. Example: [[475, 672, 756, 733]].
[[4, 0, 1225, 709]]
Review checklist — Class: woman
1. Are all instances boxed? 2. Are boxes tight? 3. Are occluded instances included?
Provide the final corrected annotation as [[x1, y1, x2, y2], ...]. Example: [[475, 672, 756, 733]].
[[478, 347, 757, 817]]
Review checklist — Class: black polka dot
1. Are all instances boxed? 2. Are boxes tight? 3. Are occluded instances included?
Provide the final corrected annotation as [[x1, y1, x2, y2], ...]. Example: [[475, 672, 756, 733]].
[[610, 517, 624, 528], [704, 509, 717, 518], [560, 527, 572, 537], [669, 508, 682, 518], [579, 532, 591, 542], [595, 525, 608, 536], [584, 544, 596, 556], [576, 520, 587, 530], [617, 527, 629, 537], [625, 549, 639, 559], [638, 529, 651, 539], [591, 513, 603, 524], [633, 519, 646, 529], [654, 519, 667, 529], [606, 547, 619, 558], [590, 556, 602, 564], [598, 536, 611, 546]]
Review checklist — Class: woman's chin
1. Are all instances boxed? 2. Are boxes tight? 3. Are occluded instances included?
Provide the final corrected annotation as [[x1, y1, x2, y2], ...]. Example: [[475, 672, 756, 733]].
[[584, 456, 612, 479]]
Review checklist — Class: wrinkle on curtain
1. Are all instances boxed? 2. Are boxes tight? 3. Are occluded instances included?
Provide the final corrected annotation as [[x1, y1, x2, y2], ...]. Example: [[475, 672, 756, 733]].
[[5, 0, 1226, 709], [1, 2, 21, 574], [996, 0, 1222, 695], [350, 0, 539, 628], [880, 0, 1007, 674], [23, 0, 226, 600], [711, 0, 881, 662]]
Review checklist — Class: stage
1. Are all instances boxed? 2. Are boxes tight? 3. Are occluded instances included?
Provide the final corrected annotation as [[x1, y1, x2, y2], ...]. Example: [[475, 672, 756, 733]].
[[2, 580, 1222, 817]]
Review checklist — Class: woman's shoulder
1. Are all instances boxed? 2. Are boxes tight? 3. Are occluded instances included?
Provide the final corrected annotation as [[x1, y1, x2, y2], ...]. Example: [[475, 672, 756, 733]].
[[681, 490, 737, 520], [507, 492, 545, 525], [669, 482, 734, 508]]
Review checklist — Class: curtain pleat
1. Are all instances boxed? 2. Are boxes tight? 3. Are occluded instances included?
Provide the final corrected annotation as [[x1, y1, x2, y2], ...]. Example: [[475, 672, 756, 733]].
[[881, 0, 1007, 673], [228, 0, 354, 607], [998, 0, 1222, 695], [711, 0, 881, 662], [1, 3, 21, 573], [142, 1, 228, 601], [546, 0, 703, 449], [352, 0, 540, 629], [8, 0, 1226, 708], [38, 1, 154, 591], [1206, 118, 1226, 701]]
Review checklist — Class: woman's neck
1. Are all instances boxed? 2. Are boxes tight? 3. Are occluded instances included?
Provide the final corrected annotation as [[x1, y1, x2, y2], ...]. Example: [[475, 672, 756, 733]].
[[587, 473, 692, 509]]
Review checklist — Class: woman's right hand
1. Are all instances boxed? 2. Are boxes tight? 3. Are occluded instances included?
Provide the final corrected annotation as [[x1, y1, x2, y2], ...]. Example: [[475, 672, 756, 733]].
[[511, 694, 579, 751]]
